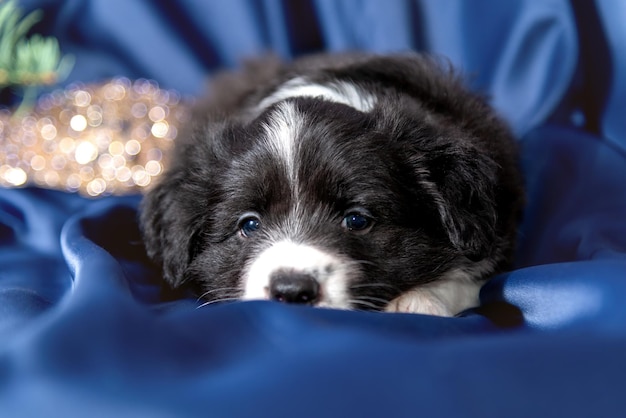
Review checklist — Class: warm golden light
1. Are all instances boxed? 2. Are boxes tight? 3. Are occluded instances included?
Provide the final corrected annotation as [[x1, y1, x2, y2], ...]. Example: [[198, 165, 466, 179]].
[[70, 114, 87, 132], [0, 78, 189, 196], [74, 141, 98, 164]]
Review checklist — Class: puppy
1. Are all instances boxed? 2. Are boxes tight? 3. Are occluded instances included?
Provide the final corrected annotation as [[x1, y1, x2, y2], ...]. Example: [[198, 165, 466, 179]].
[[140, 53, 523, 316]]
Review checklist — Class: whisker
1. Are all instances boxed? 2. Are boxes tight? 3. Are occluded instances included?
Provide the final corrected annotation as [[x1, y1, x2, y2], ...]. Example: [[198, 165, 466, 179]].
[[350, 282, 400, 291], [196, 297, 240, 309], [343, 259, 377, 268], [196, 287, 242, 302], [349, 298, 383, 310], [353, 295, 391, 305], [349, 293, 394, 311]]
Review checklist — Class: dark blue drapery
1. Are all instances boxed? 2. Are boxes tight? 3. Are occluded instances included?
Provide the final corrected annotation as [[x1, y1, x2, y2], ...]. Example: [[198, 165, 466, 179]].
[[2, 1, 626, 417]]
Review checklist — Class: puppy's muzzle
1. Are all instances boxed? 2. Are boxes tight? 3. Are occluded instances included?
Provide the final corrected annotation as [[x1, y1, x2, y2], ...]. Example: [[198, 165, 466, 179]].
[[269, 270, 320, 305], [243, 240, 351, 308]]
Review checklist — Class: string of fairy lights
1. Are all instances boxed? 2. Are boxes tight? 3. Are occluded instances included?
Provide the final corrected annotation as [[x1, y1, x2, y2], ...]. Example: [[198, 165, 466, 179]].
[[0, 78, 190, 197]]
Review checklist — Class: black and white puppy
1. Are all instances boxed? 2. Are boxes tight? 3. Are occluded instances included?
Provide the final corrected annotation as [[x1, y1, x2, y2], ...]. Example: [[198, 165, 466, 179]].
[[140, 53, 523, 316]]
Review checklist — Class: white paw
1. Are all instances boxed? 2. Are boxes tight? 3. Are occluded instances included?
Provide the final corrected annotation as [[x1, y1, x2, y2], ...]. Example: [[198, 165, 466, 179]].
[[384, 271, 483, 317], [385, 290, 453, 316]]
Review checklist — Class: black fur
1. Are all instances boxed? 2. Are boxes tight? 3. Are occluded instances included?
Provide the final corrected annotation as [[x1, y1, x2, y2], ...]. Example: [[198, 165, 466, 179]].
[[140, 53, 524, 310]]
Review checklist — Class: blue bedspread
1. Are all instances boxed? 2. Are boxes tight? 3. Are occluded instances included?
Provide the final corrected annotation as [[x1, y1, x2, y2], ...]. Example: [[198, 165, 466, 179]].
[[2, 1, 626, 417]]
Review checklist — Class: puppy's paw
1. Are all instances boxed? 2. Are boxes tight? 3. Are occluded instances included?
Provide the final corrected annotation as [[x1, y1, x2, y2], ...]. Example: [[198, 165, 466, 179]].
[[385, 290, 453, 317]]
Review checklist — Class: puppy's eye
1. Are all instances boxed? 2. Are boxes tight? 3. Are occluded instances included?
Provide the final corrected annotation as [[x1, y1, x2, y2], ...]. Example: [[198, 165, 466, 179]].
[[238, 214, 261, 237], [342, 212, 373, 233]]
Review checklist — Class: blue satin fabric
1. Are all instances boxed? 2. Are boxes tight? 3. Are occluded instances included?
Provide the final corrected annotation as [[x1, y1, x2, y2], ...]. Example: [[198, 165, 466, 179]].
[[2, 1, 626, 417]]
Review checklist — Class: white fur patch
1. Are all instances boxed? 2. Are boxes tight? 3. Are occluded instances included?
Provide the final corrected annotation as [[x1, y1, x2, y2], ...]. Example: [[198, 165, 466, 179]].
[[384, 268, 484, 317], [257, 77, 377, 113], [243, 240, 352, 309], [262, 102, 302, 185]]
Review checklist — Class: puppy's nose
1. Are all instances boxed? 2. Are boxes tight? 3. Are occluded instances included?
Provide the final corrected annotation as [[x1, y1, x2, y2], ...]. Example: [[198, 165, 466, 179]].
[[268, 271, 320, 305]]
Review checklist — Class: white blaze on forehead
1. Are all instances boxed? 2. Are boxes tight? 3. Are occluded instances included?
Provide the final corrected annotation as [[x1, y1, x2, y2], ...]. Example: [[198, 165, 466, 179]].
[[259, 78, 376, 192], [243, 240, 352, 309], [257, 76, 377, 113], [262, 101, 301, 185]]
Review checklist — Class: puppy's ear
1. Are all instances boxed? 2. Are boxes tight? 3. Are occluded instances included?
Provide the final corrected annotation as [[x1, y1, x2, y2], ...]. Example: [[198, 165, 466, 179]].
[[139, 171, 201, 289], [425, 141, 499, 260]]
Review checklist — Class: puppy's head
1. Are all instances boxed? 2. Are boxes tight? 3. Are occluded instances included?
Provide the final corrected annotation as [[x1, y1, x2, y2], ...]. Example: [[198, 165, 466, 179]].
[[141, 90, 511, 311]]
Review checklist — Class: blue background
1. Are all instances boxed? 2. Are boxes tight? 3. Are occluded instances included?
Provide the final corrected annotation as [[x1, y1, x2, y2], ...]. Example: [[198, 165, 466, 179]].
[[2, 1, 626, 416]]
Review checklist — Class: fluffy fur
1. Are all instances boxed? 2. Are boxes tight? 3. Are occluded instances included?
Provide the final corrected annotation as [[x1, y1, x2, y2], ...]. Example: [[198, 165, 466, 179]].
[[140, 53, 524, 316]]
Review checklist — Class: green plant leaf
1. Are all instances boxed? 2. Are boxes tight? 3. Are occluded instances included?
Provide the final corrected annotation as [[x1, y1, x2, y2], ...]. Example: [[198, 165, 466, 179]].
[[0, 0, 74, 112]]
